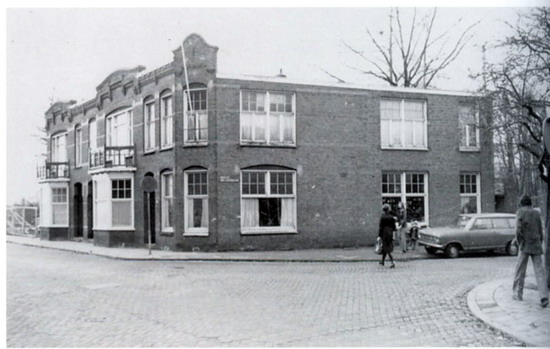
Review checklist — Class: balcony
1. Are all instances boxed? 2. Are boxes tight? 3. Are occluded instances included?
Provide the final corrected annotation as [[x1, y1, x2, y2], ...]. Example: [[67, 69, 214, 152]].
[[37, 162, 70, 180], [89, 146, 135, 170]]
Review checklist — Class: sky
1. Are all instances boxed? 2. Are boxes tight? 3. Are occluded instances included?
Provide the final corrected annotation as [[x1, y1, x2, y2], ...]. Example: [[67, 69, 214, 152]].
[[3, 5, 540, 205]]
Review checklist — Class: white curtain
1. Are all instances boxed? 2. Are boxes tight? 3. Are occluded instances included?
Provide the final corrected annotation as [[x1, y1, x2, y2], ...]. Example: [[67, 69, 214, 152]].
[[242, 199, 259, 228], [269, 113, 279, 142], [201, 198, 208, 228], [282, 114, 293, 143], [280, 198, 296, 228], [112, 201, 131, 226]]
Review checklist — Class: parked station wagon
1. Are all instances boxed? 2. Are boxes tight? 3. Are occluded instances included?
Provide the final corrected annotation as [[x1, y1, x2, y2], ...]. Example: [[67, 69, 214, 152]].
[[418, 213, 518, 258]]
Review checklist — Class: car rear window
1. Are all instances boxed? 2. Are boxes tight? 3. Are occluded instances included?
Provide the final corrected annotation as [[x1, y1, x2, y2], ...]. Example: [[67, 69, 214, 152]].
[[473, 218, 492, 230], [492, 218, 510, 228]]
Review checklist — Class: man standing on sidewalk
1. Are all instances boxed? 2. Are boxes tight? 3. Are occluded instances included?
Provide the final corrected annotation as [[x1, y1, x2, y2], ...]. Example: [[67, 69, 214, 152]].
[[513, 194, 549, 308]]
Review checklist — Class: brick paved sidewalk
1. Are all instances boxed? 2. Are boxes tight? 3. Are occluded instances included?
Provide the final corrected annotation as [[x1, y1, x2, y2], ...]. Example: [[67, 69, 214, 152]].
[[468, 277, 550, 347], [6, 234, 432, 262]]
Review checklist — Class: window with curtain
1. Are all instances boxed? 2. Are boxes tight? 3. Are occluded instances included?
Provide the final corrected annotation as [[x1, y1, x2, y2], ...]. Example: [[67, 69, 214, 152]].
[[240, 91, 295, 145], [144, 97, 156, 151], [241, 169, 297, 234], [184, 170, 208, 235], [381, 99, 427, 149], [459, 105, 480, 150], [111, 179, 132, 227], [52, 187, 68, 225], [161, 172, 174, 232], [382, 171, 429, 224], [184, 88, 208, 144], [460, 173, 480, 214], [160, 91, 173, 147]]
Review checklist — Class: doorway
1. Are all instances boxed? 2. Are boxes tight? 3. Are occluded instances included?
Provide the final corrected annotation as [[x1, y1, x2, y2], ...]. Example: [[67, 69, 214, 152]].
[[143, 173, 156, 244], [87, 181, 94, 239], [74, 183, 83, 238]]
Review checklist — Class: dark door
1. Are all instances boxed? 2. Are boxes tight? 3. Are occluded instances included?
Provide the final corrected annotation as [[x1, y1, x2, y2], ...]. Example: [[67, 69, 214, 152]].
[[87, 181, 94, 239], [74, 183, 83, 238], [143, 191, 156, 244]]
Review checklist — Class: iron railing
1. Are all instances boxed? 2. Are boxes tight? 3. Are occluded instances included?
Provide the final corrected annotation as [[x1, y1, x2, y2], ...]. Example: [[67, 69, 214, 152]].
[[89, 146, 135, 170], [37, 162, 70, 180]]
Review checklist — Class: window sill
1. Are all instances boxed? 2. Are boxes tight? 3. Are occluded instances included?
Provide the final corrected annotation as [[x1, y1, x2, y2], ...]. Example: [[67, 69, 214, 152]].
[[183, 142, 208, 148], [240, 142, 296, 148], [160, 145, 174, 152], [183, 230, 209, 237], [160, 231, 174, 237], [381, 146, 429, 151], [241, 227, 298, 235], [459, 148, 480, 153], [143, 149, 157, 155]]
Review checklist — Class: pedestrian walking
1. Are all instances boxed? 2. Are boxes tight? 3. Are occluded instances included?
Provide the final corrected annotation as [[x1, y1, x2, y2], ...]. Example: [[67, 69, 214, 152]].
[[409, 220, 419, 251], [397, 201, 408, 253], [379, 204, 396, 268], [512, 194, 549, 308]]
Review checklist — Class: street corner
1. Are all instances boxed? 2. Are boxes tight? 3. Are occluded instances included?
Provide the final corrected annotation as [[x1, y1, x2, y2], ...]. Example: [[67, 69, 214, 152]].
[[468, 277, 550, 347]]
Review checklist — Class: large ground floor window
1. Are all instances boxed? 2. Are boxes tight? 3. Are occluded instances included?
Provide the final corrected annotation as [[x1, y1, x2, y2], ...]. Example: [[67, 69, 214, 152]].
[[460, 173, 481, 214], [184, 170, 209, 236], [52, 187, 68, 225], [382, 171, 429, 224], [92, 174, 134, 230], [241, 169, 297, 234]]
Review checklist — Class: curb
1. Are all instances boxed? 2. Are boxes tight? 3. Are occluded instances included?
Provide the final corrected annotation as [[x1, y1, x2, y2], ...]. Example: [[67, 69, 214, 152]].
[[7, 239, 432, 263], [467, 278, 542, 347]]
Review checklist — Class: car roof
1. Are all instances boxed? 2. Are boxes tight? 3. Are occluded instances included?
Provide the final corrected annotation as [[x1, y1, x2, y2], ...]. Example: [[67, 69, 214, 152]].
[[461, 213, 516, 219]]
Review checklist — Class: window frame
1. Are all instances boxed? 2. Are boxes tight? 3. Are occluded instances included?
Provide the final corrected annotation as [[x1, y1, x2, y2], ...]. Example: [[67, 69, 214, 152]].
[[239, 90, 296, 146], [51, 132, 68, 163], [160, 90, 174, 149], [74, 125, 82, 167], [240, 169, 298, 235], [183, 88, 208, 146], [110, 178, 134, 228], [183, 169, 209, 236], [88, 118, 97, 151], [51, 186, 68, 227], [460, 173, 481, 214], [106, 108, 133, 147], [381, 171, 429, 226], [459, 104, 480, 151], [380, 98, 428, 150], [143, 97, 157, 152], [161, 171, 174, 233]]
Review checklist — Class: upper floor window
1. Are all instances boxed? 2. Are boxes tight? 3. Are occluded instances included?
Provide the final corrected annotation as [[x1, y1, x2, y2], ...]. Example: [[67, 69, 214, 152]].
[[240, 91, 295, 146], [89, 118, 97, 150], [381, 99, 427, 149], [184, 87, 207, 145], [75, 125, 82, 166], [241, 169, 297, 234], [460, 173, 480, 214], [160, 90, 174, 148], [51, 132, 67, 162], [144, 97, 156, 151], [106, 108, 133, 147], [459, 105, 480, 151]]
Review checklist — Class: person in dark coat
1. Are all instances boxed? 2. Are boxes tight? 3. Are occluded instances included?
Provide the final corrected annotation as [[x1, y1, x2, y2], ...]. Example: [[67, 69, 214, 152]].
[[513, 194, 549, 308], [378, 204, 396, 268]]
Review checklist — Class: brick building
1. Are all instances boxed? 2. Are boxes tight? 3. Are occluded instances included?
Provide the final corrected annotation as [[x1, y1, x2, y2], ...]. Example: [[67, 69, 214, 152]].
[[37, 34, 495, 251]]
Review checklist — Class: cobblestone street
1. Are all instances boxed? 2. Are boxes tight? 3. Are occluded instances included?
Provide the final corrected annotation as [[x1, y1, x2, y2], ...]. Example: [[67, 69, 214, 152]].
[[7, 244, 525, 347]]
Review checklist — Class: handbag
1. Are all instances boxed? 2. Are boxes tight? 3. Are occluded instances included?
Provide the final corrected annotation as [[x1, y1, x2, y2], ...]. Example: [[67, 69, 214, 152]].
[[375, 238, 383, 255]]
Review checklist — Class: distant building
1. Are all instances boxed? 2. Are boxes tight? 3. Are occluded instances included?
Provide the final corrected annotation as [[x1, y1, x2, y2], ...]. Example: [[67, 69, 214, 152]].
[[37, 34, 495, 251]]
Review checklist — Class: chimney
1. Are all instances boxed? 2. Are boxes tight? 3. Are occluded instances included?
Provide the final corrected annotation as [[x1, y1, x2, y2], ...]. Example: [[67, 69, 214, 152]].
[[276, 68, 286, 78]]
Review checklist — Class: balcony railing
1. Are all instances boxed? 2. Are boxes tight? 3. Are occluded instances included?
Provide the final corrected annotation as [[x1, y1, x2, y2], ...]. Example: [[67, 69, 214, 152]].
[[37, 162, 70, 180], [89, 146, 135, 170]]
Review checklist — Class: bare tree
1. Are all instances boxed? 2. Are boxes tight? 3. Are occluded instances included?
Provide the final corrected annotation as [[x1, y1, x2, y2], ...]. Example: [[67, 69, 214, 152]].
[[480, 7, 549, 286], [344, 8, 479, 88]]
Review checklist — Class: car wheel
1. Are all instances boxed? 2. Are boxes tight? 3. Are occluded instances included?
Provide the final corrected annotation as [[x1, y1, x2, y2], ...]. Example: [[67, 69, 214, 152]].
[[506, 241, 518, 256], [425, 246, 437, 255], [445, 244, 460, 258]]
